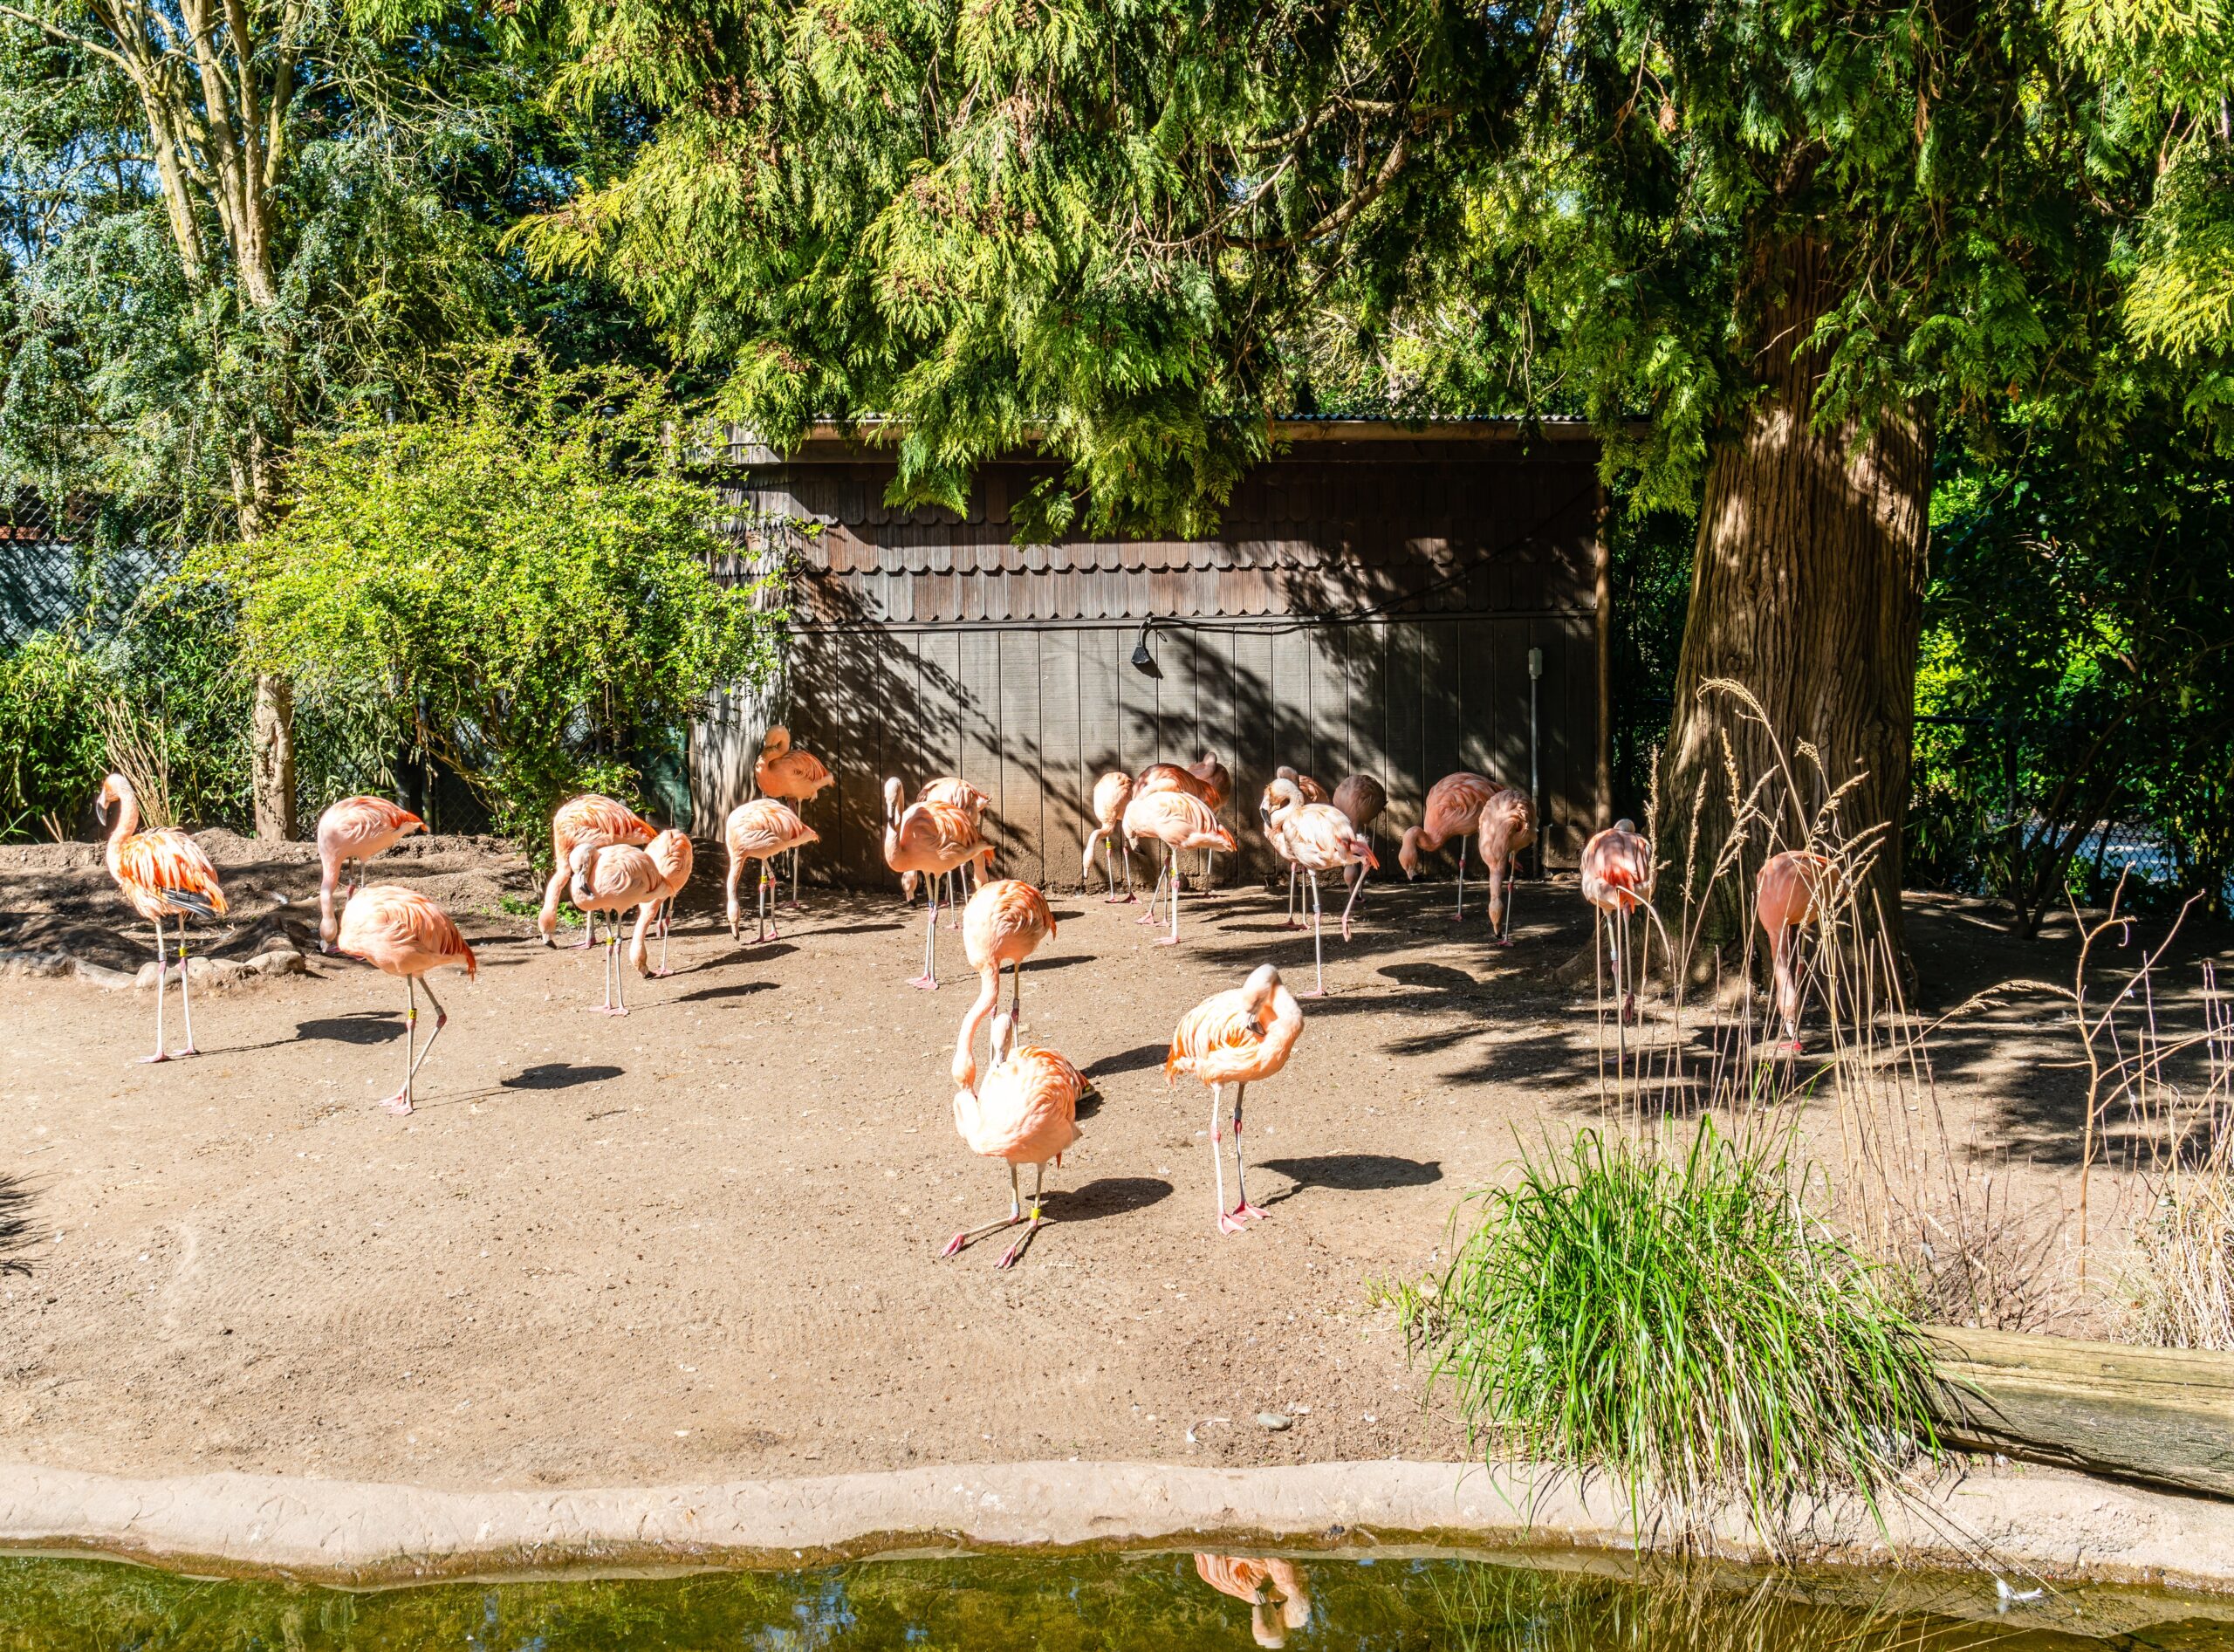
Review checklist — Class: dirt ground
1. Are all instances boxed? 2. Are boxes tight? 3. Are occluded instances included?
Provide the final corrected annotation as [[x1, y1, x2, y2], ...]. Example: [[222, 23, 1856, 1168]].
[[2, 832, 2227, 1492]]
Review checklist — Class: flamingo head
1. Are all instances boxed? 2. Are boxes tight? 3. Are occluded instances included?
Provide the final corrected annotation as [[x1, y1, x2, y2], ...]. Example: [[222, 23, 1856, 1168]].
[[900, 868, 920, 901], [1398, 826, 1423, 880], [1241, 963, 1283, 1013], [882, 776, 906, 823], [94, 771, 129, 826], [761, 725, 791, 757], [1614, 817, 1637, 834]]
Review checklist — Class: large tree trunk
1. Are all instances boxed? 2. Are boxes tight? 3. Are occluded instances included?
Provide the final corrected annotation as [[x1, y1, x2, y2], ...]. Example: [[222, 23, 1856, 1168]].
[[1658, 236, 1930, 963], [252, 673, 297, 840]]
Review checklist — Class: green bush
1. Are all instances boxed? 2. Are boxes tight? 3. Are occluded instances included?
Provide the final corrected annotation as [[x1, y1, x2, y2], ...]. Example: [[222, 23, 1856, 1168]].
[[1396, 1119, 1942, 1543], [0, 631, 114, 840]]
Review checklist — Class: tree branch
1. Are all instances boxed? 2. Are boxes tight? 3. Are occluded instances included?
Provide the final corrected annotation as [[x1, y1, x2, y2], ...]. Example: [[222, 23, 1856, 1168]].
[[0, 2, 135, 73]]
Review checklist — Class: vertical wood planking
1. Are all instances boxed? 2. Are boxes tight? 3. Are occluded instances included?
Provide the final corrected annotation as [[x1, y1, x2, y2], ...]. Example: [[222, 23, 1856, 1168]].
[[1228, 623, 1278, 878], [1385, 620, 1426, 820], [956, 625, 1004, 862], [1038, 628, 1085, 883], [998, 627, 1045, 884]]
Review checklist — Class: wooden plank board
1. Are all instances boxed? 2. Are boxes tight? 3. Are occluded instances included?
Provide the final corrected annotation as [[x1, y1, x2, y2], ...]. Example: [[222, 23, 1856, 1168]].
[[1227, 623, 1278, 881], [1418, 619, 1465, 790], [998, 627, 1046, 885], [956, 624, 1004, 861], [1038, 627, 1086, 888], [1307, 625, 1353, 789]]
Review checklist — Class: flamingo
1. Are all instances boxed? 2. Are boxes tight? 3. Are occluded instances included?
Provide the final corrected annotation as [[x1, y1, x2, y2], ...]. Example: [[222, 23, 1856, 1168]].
[[1258, 782, 1305, 930], [1580, 819, 1656, 1029], [943, 1012, 1086, 1268], [1136, 761, 1216, 804], [314, 796, 424, 951], [1475, 785, 1538, 945], [918, 775, 992, 915], [1081, 771, 1137, 901], [538, 794, 654, 949], [1123, 789, 1236, 948], [1273, 765, 1328, 805], [97, 772, 227, 1064], [1189, 753, 1233, 885], [754, 726, 834, 908], [1263, 778, 1378, 997], [952, 879, 1057, 1093], [1167, 963, 1304, 1233], [1195, 1555, 1313, 1649], [1758, 849, 1839, 1054], [883, 778, 993, 989], [637, 828, 695, 977], [332, 885, 476, 1115], [1331, 773, 1388, 888], [568, 840, 664, 1014], [723, 800, 817, 944], [1398, 771, 1500, 920]]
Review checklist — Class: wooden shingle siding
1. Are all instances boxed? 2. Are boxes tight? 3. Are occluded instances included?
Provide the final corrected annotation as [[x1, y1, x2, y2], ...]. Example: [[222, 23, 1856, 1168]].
[[694, 429, 1607, 888]]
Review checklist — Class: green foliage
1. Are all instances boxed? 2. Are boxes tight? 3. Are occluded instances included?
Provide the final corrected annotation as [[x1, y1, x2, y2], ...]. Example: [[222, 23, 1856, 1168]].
[[0, 629, 111, 839], [1399, 1120, 1942, 1544], [192, 345, 781, 841]]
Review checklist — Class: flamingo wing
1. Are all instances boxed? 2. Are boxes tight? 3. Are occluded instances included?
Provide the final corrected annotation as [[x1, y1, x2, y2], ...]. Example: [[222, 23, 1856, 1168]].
[[339, 884, 477, 977], [1165, 990, 1260, 1081], [115, 828, 228, 919]]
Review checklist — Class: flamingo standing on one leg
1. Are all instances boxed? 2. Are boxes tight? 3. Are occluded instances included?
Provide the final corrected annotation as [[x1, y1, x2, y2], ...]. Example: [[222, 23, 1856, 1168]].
[[723, 800, 817, 945], [953, 879, 1057, 1093], [943, 1013, 1086, 1269], [1263, 778, 1377, 997], [538, 794, 655, 949], [98, 772, 227, 1064], [1580, 819, 1656, 1030], [333, 885, 476, 1115], [1399, 771, 1500, 921], [1136, 762, 1219, 890], [883, 778, 993, 989], [1758, 849, 1839, 1055], [1189, 753, 1233, 886], [1081, 771, 1137, 901], [754, 726, 833, 909], [637, 828, 695, 977], [314, 796, 424, 951], [1195, 1555, 1314, 1649], [1475, 786, 1538, 946], [918, 776, 992, 918], [1123, 790, 1236, 948], [1332, 773, 1388, 889], [1167, 963, 1305, 1233], [568, 840, 664, 1015]]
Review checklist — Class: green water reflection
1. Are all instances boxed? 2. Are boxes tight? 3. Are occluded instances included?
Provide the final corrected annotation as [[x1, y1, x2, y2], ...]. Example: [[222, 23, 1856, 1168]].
[[3, 1549, 2230, 1650]]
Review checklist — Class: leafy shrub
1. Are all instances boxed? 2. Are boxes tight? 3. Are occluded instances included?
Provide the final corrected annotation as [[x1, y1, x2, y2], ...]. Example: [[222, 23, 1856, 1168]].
[[0, 631, 114, 840], [1396, 1118, 1943, 1544]]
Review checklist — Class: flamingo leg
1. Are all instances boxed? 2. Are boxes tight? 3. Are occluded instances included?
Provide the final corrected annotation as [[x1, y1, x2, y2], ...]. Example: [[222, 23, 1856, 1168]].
[[388, 974, 417, 1114], [942, 1162, 1024, 1258], [1138, 848, 1167, 925], [1007, 958, 1022, 1020], [656, 897, 672, 976], [613, 925, 630, 1015], [1155, 848, 1181, 946], [174, 914, 199, 1055], [1211, 1083, 1246, 1234], [140, 919, 170, 1063], [788, 845, 802, 911], [1230, 1083, 1267, 1222], [1339, 859, 1366, 943], [909, 886, 941, 990], [996, 1162, 1046, 1269], [1452, 838, 1469, 922], [759, 865, 778, 943], [1283, 863, 1300, 929], [1300, 871, 1326, 997]]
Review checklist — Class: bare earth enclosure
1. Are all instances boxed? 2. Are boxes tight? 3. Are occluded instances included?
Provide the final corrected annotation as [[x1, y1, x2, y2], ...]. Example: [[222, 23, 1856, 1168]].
[[2, 832, 2225, 1492]]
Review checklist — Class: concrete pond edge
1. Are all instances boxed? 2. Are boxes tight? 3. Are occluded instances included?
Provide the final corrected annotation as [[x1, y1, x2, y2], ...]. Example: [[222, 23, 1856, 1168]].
[[3, 1457, 2234, 1598]]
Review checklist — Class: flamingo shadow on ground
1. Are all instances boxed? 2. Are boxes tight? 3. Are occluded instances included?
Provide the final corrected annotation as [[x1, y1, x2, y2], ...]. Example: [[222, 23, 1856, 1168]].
[[805, 920, 905, 936], [498, 1063, 623, 1092], [673, 981, 779, 1004], [1046, 1177, 1173, 1221], [1255, 1155, 1442, 1207], [669, 943, 796, 974], [292, 1012, 401, 1045], [1082, 1042, 1170, 1082]]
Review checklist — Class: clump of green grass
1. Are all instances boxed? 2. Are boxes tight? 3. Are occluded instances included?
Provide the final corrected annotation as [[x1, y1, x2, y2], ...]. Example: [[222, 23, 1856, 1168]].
[[1398, 1117, 1943, 1546], [496, 894, 578, 928]]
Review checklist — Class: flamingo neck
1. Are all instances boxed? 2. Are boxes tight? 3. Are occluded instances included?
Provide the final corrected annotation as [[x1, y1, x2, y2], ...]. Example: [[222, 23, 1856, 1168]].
[[103, 783, 140, 867], [951, 965, 1001, 1093]]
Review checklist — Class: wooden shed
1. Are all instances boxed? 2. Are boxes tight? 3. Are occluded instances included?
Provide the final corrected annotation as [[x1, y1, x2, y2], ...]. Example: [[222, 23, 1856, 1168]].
[[692, 422, 1610, 888]]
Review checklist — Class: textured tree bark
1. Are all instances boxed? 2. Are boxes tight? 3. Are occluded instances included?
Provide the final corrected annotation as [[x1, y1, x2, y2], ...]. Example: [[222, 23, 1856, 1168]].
[[252, 673, 297, 842], [1658, 237, 1931, 959]]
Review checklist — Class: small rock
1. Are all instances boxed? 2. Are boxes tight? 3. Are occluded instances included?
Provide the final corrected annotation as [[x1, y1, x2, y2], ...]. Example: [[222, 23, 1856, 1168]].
[[75, 961, 139, 990], [250, 948, 305, 977], [1255, 1412, 1292, 1432], [0, 949, 72, 979]]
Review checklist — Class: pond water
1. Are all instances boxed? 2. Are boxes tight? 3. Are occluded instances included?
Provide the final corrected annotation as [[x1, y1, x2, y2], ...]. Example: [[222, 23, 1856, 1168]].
[[2, 1549, 2230, 1651]]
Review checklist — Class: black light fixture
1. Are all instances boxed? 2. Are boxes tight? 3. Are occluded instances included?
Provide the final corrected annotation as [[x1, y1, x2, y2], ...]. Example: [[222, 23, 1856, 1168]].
[[1129, 619, 1163, 679]]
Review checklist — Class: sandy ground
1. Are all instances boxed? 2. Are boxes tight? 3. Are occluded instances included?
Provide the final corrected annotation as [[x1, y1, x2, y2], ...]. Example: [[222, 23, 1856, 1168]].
[[2, 832, 2228, 1492]]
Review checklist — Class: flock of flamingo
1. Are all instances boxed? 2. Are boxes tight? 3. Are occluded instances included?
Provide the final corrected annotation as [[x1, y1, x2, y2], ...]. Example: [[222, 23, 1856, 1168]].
[[87, 726, 1835, 1265]]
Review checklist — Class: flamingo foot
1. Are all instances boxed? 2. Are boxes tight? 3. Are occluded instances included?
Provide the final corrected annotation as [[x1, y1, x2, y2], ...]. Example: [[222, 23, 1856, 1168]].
[[1134, 912, 1161, 927], [378, 1091, 415, 1116], [908, 974, 941, 991], [1103, 893, 1132, 904], [1298, 986, 1326, 1000], [941, 1231, 969, 1258], [1152, 936, 1180, 948], [1280, 919, 1302, 931], [1494, 933, 1515, 949], [138, 1052, 172, 1065], [1230, 1201, 1270, 1223], [1217, 1212, 1250, 1236], [1340, 919, 1353, 943], [996, 1228, 1039, 1269], [175, 1044, 199, 1057]]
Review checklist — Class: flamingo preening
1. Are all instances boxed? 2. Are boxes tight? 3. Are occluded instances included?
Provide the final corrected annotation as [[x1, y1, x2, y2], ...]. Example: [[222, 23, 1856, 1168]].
[[1580, 819, 1656, 1030], [917, 775, 992, 916], [538, 794, 655, 949], [314, 796, 424, 951], [882, 778, 993, 989], [637, 828, 695, 977], [333, 885, 476, 1115], [1758, 849, 1840, 1054], [952, 879, 1056, 1093], [723, 800, 817, 944], [1273, 765, 1327, 805], [98, 772, 227, 1063], [1398, 771, 1499, 920], [1123, 789, 1236, 947], [1330, 773, 1388, 888], [1474, 785, 1538, 945], [1167, 963, 1304, 1234], [1189, 754, 1233, 885], [1263, 778, 1377, 997], [944, 1012, 1086, 1268], [567, 840, 664, 1015], [1081, 771, 1137, 901], [754, 726, 834, 908], [1195, 1555, 1313, 1649]]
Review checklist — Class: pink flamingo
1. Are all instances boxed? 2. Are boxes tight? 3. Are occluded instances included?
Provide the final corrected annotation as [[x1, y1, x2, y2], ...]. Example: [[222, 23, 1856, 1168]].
[[1081, 771, 1137, 901], [755, 726, 833, 908], [1263, 778, 1378, 997], [1258, 780, 1305, 930], [333, 885, 476, 1114], [943, 1012, 1086, 1268], [1274, 765, 1328, 805], [1758, 849, 1839, 1053], [1189, 754, 1234, 885], [637, 828, 695, 977], [538, 794, 655, 949], [1475, 786, 1538, 945], [1580, 819, 1656, 1028], [1123, 789, 1236, 947], [314, 796, 425, 951], [723, 799, 817, 944], [1398, 771, 1500, 920], [883, 778, 993, 988], [917, 775, 992, 914], [98, 772, 227, 1063], [567, 840, 664, 1014], [1195, 1555, 1313, 1649], [1331, 773, 1388, 888], [952, 879, 1057, 1093], [1167, 963, 1305, 1233], [1136, 761, 1216, 804]]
